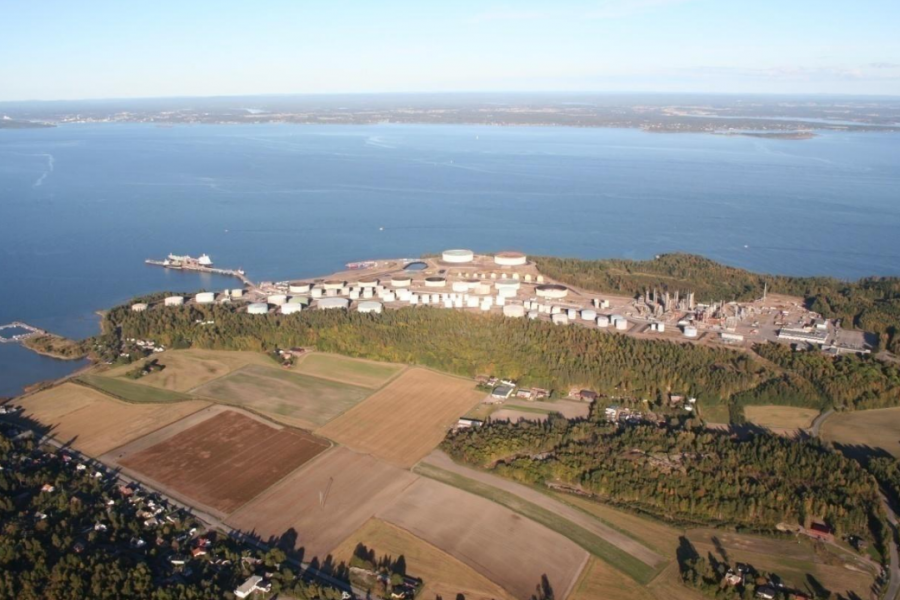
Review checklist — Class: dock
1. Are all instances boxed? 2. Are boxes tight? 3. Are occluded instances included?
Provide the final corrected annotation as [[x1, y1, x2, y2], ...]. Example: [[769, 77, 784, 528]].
[[145, 259, 254, 288], [0, 322, 45, 344]]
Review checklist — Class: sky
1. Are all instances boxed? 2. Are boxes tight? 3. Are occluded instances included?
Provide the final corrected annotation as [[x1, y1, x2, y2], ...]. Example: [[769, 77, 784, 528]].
[[1, 0, 899, 101]]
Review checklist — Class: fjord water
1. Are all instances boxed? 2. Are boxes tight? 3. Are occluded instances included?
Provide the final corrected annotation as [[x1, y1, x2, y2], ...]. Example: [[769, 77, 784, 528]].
[[1, 123, 899, 396]]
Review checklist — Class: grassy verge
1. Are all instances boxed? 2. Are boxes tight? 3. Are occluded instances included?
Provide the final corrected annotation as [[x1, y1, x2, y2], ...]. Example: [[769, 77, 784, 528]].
[[75, 375, 193, 404], [414, 462, 661, 584]]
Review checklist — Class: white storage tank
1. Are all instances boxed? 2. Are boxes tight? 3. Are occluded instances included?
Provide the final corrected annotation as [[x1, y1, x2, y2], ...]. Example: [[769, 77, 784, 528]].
[[581, 309, 597, 321], [527, 310, 540, 320], [473, 284, 492, 296], [503, 304, 526, 318], [131, 303, 148, 312], [683, 325, 698, 338], [267, 294, 288, 306], [494, 251, 527, 266], [362, 288, 374, 299], [323, 280, 345, 291], [164, 295, 184, 307], [289, 295, 311, 306], [383, 292, 397, 302], [535, 284, 568, 299], [247, 303, 269, 315], [451, 281, 470, 293], [357, 300, 383, 314], [567, 308, 578, 320], [442, 249, 475, 263], [349, 289, 360, 300], [551, 313, 569, 325], [466, 296, 479, 308], [424, 276, 446, 288], [289, 282, 312, 294], [230, 289, 244, 299], [391, 275, 412, 288], [421, 294, 430, 305], [310, 287, 323, 298], [596, 315, 610, 328], [281, 304, 303, 315], [495, 280, 520, 292], [317, 297, 350, 310], [615, 319, 629, 331], [195, 292, 215, 304], [358, 279, 379, 289]]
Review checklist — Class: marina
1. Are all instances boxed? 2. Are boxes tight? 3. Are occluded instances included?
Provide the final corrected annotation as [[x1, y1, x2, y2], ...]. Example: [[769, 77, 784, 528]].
[[0, 322, 45, 344]]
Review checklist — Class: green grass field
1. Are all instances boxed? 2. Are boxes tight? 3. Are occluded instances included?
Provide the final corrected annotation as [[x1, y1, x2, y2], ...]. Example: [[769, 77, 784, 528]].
[[193, 364, 371, 429], [76, 375, 193, 404], [415, 462, 659, 584], [294, 353, 404, 388]]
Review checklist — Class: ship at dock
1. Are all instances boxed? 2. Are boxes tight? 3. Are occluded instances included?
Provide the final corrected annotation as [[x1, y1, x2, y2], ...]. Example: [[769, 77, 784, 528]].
[[165, 253, 213, 268]]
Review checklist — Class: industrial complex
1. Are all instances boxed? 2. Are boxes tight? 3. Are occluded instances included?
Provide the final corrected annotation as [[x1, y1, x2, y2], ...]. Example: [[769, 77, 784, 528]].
[[137, 250, 872, 356]]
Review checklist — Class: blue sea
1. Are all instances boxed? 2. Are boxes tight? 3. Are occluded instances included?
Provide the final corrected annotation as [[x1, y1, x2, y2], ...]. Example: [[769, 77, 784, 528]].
[[1, 123, 899, 396]]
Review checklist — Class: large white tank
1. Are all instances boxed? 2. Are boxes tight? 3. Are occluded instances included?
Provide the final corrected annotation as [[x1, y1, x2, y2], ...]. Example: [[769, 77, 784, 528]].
[[195, 292, 215, 304], [230, 289, 244, 299], [683, 325, 698, 338], [581, 309, 597, 321], [281, 304, 303, 315], [535, 284, 568, 299], [615, 319, 629, 331], [391, 276, 412, 288], [247, 303, 269, 315], [357, 300, 383, 314], [567, 308, 578, 320], [503, 304, 525, 318], [358, 279, 379, 289], [442, 249, 475, 263], [527, 310, 539, 320], [310, 287, 323, 298], [131, 303, 148, 312], [424, 277, 446, 288], [596, 315, 610, 328], [452, 281, 470, 293], [289, 295, 311, 306], [317, 297, 350, 310], [494, 251, 527, 266], [551, 313, 569, 325], [289, 283, 312, 294], [323, 280, 345, 291], [164, 295, 184, 307], [267, 294, 288, 306]]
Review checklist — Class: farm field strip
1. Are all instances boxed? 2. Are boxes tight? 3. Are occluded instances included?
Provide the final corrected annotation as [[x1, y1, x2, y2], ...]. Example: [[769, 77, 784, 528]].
[[377, 477, 590, 600], [821, 406, 900, 459], [119, 410, 329, 515], [330, 518, 516, 600], [103, 349, 276, 392], [744, 405, 820, 430], [416, 453, 663, 583], [226, 447, 419, 560], [192, 364, 372, 429], [18, 382, 210, 456], [294, 352, 405, 389], [317, 368, 484, 467], [76, 375, 193, 404]]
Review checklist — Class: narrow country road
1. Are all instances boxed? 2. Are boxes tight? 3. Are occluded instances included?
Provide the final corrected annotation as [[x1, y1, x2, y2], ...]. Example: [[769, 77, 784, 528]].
[[809, 408, 834, 437], [881, 494, 900, 600]]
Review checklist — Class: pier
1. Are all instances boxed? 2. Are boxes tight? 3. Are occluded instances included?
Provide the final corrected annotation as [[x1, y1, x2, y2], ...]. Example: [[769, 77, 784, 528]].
[[0, 322, 45, 344], [145, 259, 254, 288]]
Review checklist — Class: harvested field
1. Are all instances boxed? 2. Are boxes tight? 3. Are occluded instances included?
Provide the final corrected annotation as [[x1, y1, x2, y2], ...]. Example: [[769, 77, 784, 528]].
[[506, 399, 591, 420], [745, 405, 819, 430], [119, 410, 328, 515], [18, 382, 208, 456], [570, 558, 655, 600], [295, 353, 404, 389], [822, 407, 900, 459], [77, 375, 192, 404], [330, 518, 516, 600], [699, 403, 731, 425], [193, 364, 371, 429], [378, 478, 589, 600], [227, 447, 418, 560], [104, 349, 274, 392], [419, 451, 663, 582], [317, 368, 483, 467]]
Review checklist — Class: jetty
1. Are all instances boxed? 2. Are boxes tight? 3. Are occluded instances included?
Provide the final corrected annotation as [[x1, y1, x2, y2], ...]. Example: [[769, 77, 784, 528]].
[[0, 322, 45, 344], [145, 256, 254, 288]]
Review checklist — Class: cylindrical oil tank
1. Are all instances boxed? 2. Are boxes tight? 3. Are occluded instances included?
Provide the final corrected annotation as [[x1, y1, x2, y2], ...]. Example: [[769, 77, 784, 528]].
[[165, 295, 184, 307], [494, 251, 527, 266], [615, 319, 629, 331], [131, 303, 148, 312], [424, 276, 446, 288], [195, 292, 215, 304], [535, 284, 568, 299], [317, 297, 350, 310], [581, 309, 597, 321], [683, 325, 698, 338], [527, 310, 539, 320], [358, 279, 379, 289], [281, 304, 302, 315], [442, 249, 475, 263], [503, 304, 525, 318], [451, 281, 470, 293], [267, 294, 287, 306], [323, 280, 344, 291], [596, 315, 610, 328], [310, 287, 323, 298], [247, 303, 268, 315], [289, 295, 311, 306], [357, 300, 383, 314], [391, 275, 412, 288], [567, 308, 578, 320], [289, 282, 312, 294], [551, 313, 569, 325]]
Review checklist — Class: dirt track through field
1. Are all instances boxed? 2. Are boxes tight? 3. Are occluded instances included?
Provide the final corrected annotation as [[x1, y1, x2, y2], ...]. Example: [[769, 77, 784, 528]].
[[119, 410, 328, 514], [422, 450, 666, 569], [378, 477, 589, 600]]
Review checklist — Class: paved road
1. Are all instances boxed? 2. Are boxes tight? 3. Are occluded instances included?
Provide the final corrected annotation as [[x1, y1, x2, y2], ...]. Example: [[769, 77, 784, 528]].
[[1, 417, 367, 599], [809, 408, 834, 438]]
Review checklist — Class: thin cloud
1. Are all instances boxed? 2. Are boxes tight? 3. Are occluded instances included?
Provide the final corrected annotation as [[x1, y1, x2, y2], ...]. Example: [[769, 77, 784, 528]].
[[585, 0, 697, 19], [470, 9, 553, 23], [870, 62, 900, 69]]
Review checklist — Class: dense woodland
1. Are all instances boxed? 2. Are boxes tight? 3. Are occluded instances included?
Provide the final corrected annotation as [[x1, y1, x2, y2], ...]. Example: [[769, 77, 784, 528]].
[[0, 429, 343, 600], [442, 415, 886, 545], [99, 301, 900, 414], [533, 253, 900, 352]]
